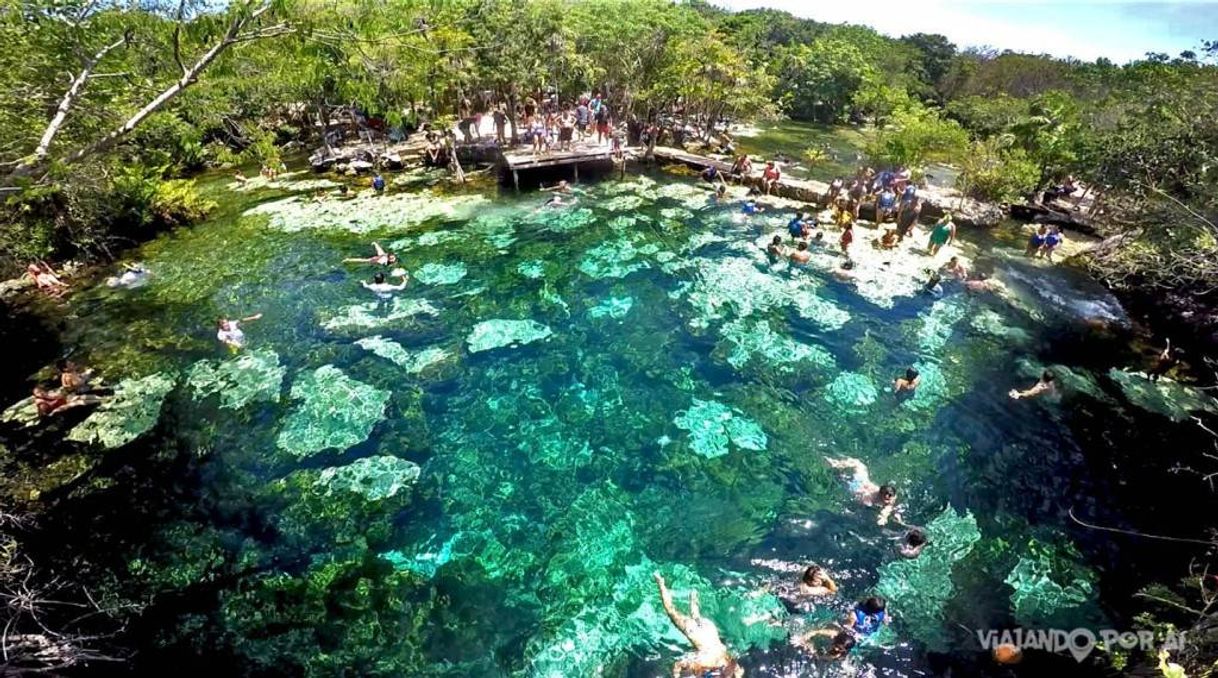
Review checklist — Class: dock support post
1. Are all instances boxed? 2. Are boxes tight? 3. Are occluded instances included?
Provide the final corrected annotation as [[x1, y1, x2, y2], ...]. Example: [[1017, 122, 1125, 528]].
[[513, 169, 519, 192], [573, 163, 579, 182]]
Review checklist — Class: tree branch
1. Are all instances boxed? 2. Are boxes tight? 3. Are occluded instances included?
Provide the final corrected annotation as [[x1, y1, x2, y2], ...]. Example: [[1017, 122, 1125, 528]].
[[14, 34, 129, 175], [19, 0, 291, 180]]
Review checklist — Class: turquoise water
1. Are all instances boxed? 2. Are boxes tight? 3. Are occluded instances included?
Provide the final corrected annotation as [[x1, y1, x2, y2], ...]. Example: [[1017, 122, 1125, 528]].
[[5, 167, 1218, 676]]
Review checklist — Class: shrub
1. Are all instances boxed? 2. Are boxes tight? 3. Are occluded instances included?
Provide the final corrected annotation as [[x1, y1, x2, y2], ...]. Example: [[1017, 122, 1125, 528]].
[[149, 179, 217, 228]]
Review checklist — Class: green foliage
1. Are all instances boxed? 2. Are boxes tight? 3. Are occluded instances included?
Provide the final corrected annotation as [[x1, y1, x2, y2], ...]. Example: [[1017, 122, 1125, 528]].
[[774, 38, 878, 123], [149, 179, 217, 228], [865, 102, 969, 169], [958, 138, 1041, 202]]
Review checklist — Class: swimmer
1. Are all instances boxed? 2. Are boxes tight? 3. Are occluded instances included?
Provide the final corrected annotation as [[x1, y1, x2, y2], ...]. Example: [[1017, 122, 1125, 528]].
[[832, 259, 856, 281], [372, 174, 386, 194], [795, 629, 856, 661], [824, 457, 899, 525], [344, 242, 397, 266], [741, 198, 765, 216], [941, 256, 967, 280], [362, 271, 409, 298], [877, 227, 898, 250], [788, 212, 810, 241], [1008, 369, 1056, 400], [544, 193, 577, 208], [898, 527, 928, 559], [964, 272, 1002, 293], [233, 170, 248, 184], [799, 564, 838, 597], [106, 262, 148, 288], [789, 241, 811, 266], [893, 367, 920, 394], [216, 313, 263, 350], [848, 596, 889, 636], [766, 235, 786, 261], [540, 180, 573, 194], [653, 572, 743, 678]]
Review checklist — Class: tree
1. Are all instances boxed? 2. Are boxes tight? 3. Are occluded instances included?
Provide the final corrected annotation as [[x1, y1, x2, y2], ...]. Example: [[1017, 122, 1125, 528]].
[[3, 0, 295, 186], [773, 38, 877, 123], [864, 101, 968, 168], [900, 32, 957, 101]]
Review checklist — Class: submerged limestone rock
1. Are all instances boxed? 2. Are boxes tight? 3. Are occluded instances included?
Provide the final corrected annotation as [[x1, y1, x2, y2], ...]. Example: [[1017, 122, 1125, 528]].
[[1108, 369, 1218, 421], [588, 296, 634, 320], [321, 297, 439, 331], [681, 257, 850, 331], [412, 262, 468, 285], [67, 372, 177, 448], [355, 336, 452, 374], [824, 371, 879, 410], [875, 507, 981, 649], [673, 398, 767, 459], [578, 237, 652, 279], [719, 318, 835, 372], [244, 189, 487, 233], [186, 348, 285, 409], [276, 365, 390, 458], [917, 296, 969, 354], [466, 319, 553, 353], [517, 260, 546, 279], [314, 455, 421, 501], [1005, 548, 1094, 628]]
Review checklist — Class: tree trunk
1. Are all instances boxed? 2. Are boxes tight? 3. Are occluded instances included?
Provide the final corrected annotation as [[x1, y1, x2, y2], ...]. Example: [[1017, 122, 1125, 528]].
[[15, 35, 129, 176], [5, 1, 289, 185]]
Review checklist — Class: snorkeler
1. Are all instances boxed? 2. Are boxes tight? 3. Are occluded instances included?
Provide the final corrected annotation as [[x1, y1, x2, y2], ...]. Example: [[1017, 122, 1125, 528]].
[[824, 457, 899, 525], [106, 262, 149, 288], [362, 271, 409, 298], [544, 193, 577, 208], [344, 242, 397, 266], [898, 527, 928, 559], [893, 367, 920, 394], [741, 198, 765, 216], [1009, 369, 1056, 400], [216, 313, 263, 350], [653, 572, 743, 678], [799, 565, 839, 597]]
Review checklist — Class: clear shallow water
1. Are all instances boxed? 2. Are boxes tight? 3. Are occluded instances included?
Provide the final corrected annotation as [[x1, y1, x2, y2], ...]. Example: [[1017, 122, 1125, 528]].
[[7, 168, 1218, 676]]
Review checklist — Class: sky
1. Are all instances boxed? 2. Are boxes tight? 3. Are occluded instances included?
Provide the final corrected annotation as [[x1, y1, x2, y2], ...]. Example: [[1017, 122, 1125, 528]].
[[714, 1, 1217, 63]]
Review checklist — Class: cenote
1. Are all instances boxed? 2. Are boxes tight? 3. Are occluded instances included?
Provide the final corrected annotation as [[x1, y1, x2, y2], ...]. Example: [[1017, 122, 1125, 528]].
[[4, 165, 1218, 677]]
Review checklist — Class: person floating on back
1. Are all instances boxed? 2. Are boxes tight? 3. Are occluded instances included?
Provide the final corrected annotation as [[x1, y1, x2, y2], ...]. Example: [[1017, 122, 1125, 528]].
[[345, 242, 397, 266], [653, 572, 744, 677]]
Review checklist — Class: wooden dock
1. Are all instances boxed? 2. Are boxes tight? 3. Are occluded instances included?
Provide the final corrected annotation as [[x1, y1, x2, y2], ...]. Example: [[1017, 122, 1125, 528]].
[[498, 140, 639, 189]]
